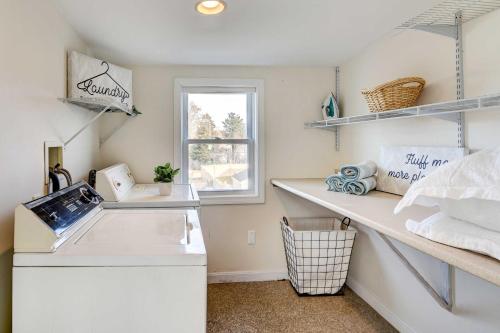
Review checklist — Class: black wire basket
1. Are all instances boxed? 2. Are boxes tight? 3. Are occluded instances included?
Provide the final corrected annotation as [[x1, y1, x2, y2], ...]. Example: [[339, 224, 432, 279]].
[[280, 216, 357, 295]]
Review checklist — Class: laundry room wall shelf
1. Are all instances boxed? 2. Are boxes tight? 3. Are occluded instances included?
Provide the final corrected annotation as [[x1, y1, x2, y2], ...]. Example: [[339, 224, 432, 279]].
[[305, 93, 500, 128], [308, 0, 500, 150], [59, 97, 140, 147], [60, 97, 133, 114]]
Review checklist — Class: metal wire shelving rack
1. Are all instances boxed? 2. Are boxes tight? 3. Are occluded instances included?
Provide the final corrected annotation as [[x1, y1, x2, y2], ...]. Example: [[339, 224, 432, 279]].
[[306, 93, 500, 127], [397, 0, 500, 28], [307, 0, 500, 150]]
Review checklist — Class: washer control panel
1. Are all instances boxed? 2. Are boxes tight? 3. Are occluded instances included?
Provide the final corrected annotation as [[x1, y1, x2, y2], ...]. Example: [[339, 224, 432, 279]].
[[24, 182, 103, 236]]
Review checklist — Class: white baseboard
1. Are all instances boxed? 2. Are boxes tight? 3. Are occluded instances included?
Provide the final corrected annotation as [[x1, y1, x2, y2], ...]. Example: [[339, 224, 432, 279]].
[[347, 278, 415, 333], [208, 270, 289, 284]]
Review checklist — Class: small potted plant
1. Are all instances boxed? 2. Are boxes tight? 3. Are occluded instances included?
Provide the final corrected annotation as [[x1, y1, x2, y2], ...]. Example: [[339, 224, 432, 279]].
[[153, 163, 180, 196]]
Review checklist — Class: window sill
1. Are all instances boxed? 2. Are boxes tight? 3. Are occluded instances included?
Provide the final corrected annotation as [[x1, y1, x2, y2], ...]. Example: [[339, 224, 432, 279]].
[[199, 193, 265, 206]]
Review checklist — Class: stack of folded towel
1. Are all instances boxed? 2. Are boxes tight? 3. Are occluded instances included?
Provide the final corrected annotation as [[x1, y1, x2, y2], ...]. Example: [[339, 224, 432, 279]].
[[325, 161, 377, 195]]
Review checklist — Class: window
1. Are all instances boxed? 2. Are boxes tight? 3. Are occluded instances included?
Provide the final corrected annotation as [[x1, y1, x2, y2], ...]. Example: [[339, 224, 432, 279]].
[[174, 79, 264, 204]]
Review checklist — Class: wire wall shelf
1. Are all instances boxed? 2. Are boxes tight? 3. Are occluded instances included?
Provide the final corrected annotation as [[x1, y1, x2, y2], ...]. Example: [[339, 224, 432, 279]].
[[59, 97, 140, 116], [308, 1, 500, 148], [397, 0, 500, 29], [305, 93, 500, 129]]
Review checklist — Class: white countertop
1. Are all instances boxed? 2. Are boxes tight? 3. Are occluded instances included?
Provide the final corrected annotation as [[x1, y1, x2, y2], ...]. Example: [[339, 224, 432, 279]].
[[271, 178, 500, 287]]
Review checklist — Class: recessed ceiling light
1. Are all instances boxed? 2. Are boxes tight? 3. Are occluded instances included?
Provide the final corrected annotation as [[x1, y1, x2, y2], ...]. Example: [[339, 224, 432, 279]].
[[195, 0, 226, 15]]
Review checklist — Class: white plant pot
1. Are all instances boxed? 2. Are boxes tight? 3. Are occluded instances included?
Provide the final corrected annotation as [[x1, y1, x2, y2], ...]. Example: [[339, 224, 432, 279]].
[[158, 182, 172, 196]]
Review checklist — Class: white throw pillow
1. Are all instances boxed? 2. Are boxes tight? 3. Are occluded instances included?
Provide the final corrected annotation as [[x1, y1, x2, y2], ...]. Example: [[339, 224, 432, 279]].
[[394, 148, 500, 232]]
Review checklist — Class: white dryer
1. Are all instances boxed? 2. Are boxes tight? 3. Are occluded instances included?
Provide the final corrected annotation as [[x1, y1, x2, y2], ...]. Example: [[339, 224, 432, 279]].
[[13, 182, 206, 333], [95, 163, 199, 209]]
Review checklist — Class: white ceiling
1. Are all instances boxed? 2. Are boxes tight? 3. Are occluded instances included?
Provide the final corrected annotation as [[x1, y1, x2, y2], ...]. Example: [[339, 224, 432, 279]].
[[55, 0, 441, 66]]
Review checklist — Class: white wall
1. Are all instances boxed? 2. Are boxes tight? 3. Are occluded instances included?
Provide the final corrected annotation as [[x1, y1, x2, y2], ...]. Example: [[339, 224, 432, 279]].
[[99, 66, 338, 275], [339, 9, 500, 333], [0, 1, 100, 331]]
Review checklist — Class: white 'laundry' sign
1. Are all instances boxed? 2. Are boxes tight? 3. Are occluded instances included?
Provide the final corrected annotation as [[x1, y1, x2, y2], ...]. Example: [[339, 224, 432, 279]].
[[377, 146, 468, 195], [68, 51, 133, 111]]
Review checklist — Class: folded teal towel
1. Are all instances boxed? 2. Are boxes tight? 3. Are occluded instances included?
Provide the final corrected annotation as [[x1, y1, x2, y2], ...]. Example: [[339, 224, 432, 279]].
[[343, 176, 377, 195], [340, 160, 377, 180], [325, 174, 345, 192]]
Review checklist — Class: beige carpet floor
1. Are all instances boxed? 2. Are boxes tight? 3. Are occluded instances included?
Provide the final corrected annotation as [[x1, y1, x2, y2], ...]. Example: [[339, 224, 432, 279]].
[[207, 281, 397, 333]]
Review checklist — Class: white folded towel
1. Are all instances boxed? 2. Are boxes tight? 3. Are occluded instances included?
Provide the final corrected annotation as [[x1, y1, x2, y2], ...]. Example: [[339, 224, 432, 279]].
[[406, 212, 500, 260]]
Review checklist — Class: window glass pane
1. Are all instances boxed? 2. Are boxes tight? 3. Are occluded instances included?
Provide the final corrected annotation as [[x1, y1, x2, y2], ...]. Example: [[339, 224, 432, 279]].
[[188, 144, 249, 191], [187, 93, 248, 139]]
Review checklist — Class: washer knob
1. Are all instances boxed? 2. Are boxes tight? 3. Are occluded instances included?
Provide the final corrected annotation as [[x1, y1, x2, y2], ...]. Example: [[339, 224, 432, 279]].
[[80, 187, 97, 204]]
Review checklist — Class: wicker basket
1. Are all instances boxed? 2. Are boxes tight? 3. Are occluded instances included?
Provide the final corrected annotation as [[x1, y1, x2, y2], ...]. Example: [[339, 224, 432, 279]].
[[361, 77, 425, 112]]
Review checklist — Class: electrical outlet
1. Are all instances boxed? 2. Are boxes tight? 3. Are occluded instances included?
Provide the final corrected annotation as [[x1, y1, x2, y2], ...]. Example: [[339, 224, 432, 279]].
[[247, 230, 256, 246]]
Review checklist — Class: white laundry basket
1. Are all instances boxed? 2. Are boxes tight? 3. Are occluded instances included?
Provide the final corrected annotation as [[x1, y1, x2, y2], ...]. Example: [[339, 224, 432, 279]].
[[280, 216, 357, 295]]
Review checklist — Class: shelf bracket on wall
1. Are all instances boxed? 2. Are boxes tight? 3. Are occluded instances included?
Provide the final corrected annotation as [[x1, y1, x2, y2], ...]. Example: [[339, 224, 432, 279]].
[[63, 101, 115, 147], [60, 97, 140, 147], [377, 232, 454, 312], [408, 11, 465, 148], [334, 66, 340, 151], [412, 24, 457, 39]]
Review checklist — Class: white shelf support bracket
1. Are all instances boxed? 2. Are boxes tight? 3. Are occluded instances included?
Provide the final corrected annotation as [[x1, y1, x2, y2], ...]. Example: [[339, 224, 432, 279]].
[[334, 66, 340, 151], [377, 232, 454, 312], [413, 24, 457, 39], [431, 113, 460, 123], [64, 102, 115, 147], [412, 11, 465, 148]]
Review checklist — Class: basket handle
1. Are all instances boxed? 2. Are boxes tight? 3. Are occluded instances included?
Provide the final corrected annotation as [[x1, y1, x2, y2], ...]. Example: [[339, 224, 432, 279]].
[[341, 217, 351, 229], [282, 216, 289, 226], [361, 77, 425, 94], [400, 82, 422, 88]]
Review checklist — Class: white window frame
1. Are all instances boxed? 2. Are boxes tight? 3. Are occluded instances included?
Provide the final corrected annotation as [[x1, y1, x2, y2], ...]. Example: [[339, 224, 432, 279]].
[[174, 78, 265, 205]]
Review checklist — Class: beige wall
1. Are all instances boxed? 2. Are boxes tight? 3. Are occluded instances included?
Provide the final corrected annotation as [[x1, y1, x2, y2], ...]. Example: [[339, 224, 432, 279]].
[[339, 9, 500, 333], [0, 1, 100, 331], [4, 1, 498, 332], [99, 66, 338, 274]]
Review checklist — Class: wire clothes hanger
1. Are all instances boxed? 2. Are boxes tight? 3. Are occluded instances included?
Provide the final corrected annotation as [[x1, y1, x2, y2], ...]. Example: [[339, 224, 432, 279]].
[[76, 61, 130, 103]]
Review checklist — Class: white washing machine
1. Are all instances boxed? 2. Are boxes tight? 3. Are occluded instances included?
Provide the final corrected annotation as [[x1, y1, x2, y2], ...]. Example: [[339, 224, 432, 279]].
[[95, 163, 200, 209], [13, 182, 206, 333]]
